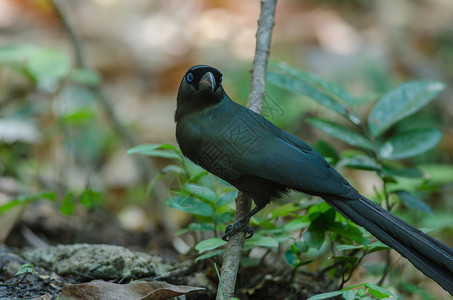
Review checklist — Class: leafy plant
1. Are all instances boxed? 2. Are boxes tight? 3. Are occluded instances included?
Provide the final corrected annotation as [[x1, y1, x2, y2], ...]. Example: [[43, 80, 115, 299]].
[[129, 61, 448, 297]]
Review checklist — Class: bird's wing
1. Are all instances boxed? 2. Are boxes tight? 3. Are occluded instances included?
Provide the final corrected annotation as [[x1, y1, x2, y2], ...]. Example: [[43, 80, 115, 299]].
[[235, 129, 359, 199]]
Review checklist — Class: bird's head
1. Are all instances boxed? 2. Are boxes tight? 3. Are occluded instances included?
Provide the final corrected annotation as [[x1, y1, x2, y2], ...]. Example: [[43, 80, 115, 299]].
[[175, 65, 224, 121]]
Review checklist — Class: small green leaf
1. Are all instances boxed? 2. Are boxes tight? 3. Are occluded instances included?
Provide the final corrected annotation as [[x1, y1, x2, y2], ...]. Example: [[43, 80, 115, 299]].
[[15, 263, 37, 276], [338, 155, 380, 171], [245, 235, 279, 248], [368, 81, 445, 136], [182, 183, 216, 203], [80, 189, 101, 208], [313, 140, 339, 163], [330, 255, 359, 265], [284, 249, 297, 266], [366, 241, 391, 253], [165, 195, 213, 216], [128, 144, 181, 160], [420, 164, 453, 184], [26, 48, 71, 86], [0, 45, 36, 64], [161, 165, 185, 175], [269, 203, 301, 218], [187, 222, 214, 232], [0, 191, 56, 214], [267, 63, 359, 123], [307, 291, 344, 300], [336, 244, 365, 251], [342, 289, 356, 300], [284, 216, 310, 231], [382, 166, 423, 178], [330, 222, 367, 244], [308, 118, 373, 150], [269, 62, 356, 106], [69, 68, 101, 86], [216, 191, 237, 207], [379, 129, 442, 160], [60, 192, 75, 216], [195, 249, 225, 262], [366, 283, 394, 298], [303, 225, 325, 250], [195, 238, 227, 253], [395, 190, 432, 213]]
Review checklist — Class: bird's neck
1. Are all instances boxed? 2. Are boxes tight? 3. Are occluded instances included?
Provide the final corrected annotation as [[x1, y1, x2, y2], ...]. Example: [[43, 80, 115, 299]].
[[175, 92, 223, 122]]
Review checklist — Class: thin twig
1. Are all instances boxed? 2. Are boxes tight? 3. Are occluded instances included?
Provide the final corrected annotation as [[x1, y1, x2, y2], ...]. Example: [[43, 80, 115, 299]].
[[216, 1, 277, 299], [50, 0, 85, 68]]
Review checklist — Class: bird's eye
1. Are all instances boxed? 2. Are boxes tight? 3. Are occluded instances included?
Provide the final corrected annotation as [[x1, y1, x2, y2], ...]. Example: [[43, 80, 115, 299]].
[[186, 73, 194, 82]]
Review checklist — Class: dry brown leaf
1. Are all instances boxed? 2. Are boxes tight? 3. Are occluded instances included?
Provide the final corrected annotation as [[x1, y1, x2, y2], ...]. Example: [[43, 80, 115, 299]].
[[58, 280, 205, 300]]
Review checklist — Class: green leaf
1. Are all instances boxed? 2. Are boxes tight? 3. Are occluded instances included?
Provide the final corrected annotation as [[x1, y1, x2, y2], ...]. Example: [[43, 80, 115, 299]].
[[269, 62, 356, 106], [330, 255, 359, 265], [182, 183, 217, 203], [284, 216, 310, 231], [382, 166, 423, 178], [342, 290, 356, 300], [303, 225, 325, 250], [379, 129, 442, 160], [216, 191, 237, 207], [420, 164, 453, 184], [80, 189, 101, 208], [368, 81, 445, 136], [195, 249, 225, 262], [336, 244, 365, 251], [0, 45, 36, 64], [338, 155, 380, 171], [366, 283, 394, 298], [26, 48, 71, 86], [395, 190, 432, 213], [164, 195, 213, 216], [308, 118, 373, 150], [269, 203, 301, 218], [313, 140, 339, 163], [0, 191, 56, 214], [307, 291, 344, 300], [15, 263, 37, 276], [330, 222, 367, 244], [60, 192, 75, 216], [267, 64, 359, 123], [284, 250, 297, 266], [161, 165, 185, 175], [366, 241, 391, 253], [244, 235, 279, 249], [195, 238, 227, 253], [127, 144, 181, 160], [187, 222, 214, 232], [69, 68, 102, 86]]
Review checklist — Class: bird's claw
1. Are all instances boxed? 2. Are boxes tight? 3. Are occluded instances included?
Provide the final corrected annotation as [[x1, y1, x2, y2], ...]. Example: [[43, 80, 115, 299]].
[[222, 224, 254, 241]]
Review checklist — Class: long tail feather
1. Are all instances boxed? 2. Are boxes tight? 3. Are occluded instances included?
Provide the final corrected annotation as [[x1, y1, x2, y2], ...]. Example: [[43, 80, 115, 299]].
[[323, 194, 453, 295]]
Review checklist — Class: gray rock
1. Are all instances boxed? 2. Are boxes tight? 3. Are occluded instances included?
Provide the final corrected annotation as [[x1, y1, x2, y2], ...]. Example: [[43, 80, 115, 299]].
[[21, 244, 172, 279]]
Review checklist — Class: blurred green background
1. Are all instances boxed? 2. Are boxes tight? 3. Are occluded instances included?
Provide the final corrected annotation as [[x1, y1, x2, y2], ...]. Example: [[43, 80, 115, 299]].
[[0, 0, 452, 295]]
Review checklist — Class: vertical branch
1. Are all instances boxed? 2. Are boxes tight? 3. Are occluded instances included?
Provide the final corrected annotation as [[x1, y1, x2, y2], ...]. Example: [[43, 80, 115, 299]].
[[247, 0, 277, 114], [216, 1, 277, 299]]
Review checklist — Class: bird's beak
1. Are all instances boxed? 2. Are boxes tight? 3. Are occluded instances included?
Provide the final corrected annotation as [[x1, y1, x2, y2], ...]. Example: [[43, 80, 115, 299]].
[[199, 72, 216, 92]]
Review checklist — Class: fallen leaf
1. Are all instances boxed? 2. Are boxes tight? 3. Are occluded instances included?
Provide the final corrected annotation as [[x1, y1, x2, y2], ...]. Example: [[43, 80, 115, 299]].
[[58, 280, 205, 300]]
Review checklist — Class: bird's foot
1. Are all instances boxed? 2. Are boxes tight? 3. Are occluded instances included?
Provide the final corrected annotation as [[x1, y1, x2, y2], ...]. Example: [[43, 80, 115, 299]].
[[222, 223, 254, 241]]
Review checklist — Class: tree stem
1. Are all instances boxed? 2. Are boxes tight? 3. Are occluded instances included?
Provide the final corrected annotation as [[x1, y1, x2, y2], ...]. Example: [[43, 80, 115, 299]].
[[216, 1, 277, 299]]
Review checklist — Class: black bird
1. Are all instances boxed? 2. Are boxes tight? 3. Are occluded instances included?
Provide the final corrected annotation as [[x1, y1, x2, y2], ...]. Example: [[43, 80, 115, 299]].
[[175, 65, 453, 294]]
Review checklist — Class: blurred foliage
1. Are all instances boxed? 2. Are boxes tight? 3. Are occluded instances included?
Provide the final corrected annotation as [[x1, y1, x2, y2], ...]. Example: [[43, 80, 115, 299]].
[[0, 44, 111, 214]]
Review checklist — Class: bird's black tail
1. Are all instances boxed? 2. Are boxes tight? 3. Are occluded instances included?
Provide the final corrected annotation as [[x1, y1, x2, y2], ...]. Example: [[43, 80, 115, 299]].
[[322, 194, 453, 295]]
